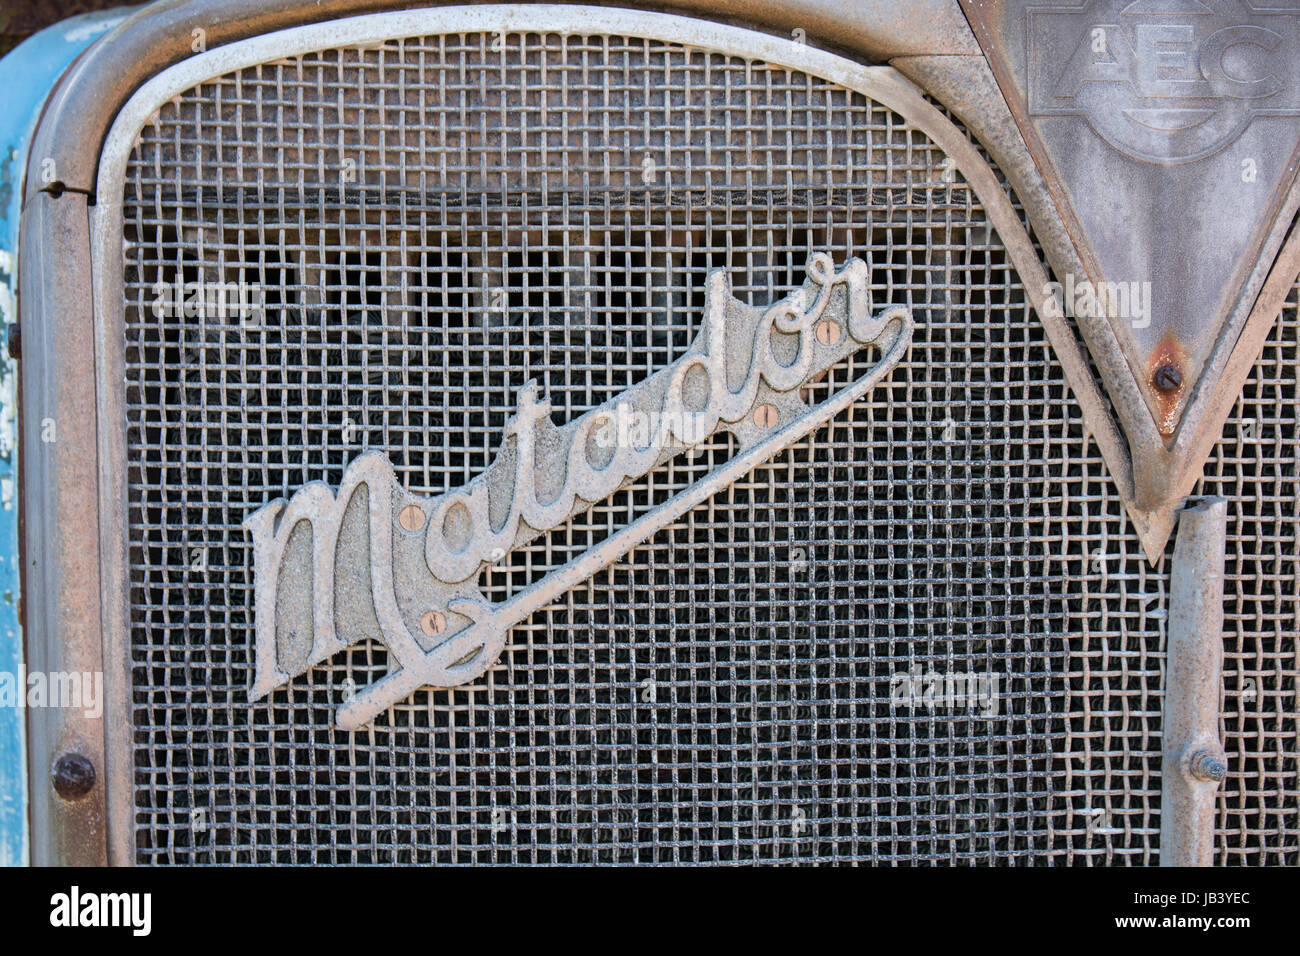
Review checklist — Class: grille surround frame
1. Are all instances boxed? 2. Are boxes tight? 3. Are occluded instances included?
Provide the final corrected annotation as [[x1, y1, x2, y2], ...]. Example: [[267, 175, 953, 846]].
[[82, 6, 1120, 864]]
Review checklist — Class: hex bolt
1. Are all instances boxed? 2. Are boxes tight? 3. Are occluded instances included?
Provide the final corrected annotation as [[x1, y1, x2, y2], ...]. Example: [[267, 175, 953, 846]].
[[51, 752, 96, 800], [1153, 363, 1183, 393], [1188, 749, 1227, 783]]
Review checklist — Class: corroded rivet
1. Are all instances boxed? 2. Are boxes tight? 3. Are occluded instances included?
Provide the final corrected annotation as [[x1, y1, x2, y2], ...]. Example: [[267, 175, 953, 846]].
[[399, 504, 426, 532], [51, 752, 96, 800], [420, 609, 447, 637], [1153, 364, 1183, 393], [1189, 749, 1227, 783], [814, 319, 841, 346], [753, 404, 779, 429]]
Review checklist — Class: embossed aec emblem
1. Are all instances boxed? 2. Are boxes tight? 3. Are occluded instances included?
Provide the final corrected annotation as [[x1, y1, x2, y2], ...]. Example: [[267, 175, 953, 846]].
[[244, 256, 912, 729], [1027, 0, 1300, 164]]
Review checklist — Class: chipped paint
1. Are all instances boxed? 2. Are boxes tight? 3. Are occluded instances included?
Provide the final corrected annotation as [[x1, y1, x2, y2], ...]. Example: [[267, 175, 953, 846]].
[[0, 5, 130, 868], [0, 250, 15, 469], [64, 15, 127, 45]]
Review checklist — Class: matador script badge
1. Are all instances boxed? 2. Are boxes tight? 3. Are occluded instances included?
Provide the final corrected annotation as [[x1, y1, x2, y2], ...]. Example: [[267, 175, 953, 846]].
[[245, 254, 913, 729]]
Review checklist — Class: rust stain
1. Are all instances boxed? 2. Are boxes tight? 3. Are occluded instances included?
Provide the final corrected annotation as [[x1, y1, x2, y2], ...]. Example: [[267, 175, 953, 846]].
[[1147, 331, 1189, 438]]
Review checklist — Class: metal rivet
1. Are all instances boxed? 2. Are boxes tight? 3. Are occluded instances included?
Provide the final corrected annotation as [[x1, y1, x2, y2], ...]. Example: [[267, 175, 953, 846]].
[[399, 504, 426, 532], [753, 404, 779, 429], [51, 752, 96, 800], [1153, 363, 1183, 393], [814, 319, 841, 346], [420, 609, 447, 637], [1189, 749, 1227, 783]]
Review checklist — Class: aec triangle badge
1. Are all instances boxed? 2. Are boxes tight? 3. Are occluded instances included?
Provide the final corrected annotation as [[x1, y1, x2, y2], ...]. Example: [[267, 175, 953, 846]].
[[961, 0, 1300, 548]]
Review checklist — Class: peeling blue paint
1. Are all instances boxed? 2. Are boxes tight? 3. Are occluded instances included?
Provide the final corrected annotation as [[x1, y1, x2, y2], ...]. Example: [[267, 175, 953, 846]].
[[0, 6, 132, 868]]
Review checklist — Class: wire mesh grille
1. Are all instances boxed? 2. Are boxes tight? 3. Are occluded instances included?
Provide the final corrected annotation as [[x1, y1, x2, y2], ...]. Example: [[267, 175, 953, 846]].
[[116, 29, 1296, 864], [1195, 290, 1300, 866]]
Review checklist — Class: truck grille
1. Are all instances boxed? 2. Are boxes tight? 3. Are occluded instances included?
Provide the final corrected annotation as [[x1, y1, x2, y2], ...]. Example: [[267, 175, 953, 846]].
[[117, 29, 1297, 864]]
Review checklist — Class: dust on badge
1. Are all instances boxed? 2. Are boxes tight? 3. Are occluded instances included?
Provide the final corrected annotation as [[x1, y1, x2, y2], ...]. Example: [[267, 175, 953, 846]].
[[244, 255, 912, 729], [1027, 0, 1300, 165]]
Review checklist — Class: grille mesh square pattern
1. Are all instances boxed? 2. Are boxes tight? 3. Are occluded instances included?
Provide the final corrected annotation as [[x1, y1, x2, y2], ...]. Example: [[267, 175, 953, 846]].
[[119, 30, 1296, 864]]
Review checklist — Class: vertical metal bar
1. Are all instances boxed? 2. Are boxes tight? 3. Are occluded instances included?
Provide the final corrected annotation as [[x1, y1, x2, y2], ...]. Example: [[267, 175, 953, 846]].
[[0, 8, 124, 869], [1161, 496, 1228, 867]]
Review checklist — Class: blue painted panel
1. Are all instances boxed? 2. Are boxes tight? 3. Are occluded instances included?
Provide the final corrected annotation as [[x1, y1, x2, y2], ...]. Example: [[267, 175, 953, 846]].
[[0, 6, 133, 867]]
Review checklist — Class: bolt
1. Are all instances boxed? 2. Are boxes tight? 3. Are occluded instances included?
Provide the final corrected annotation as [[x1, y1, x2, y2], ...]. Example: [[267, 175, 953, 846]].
[[420, 609, 447, 637], [51, 752, 96, 800], [1153, 363, 1183, 393], [398, 504, 426, 533], [753, 404, 779, 429], [814, 319, 841, 346], [6, 322, 18, 361], [1189, 749, 1227, 783]]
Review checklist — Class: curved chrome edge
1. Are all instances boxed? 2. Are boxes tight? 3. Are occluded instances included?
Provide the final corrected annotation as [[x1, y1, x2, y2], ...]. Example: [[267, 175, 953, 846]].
[[23, 0, 981, 207], [93, 5, 897, 201]]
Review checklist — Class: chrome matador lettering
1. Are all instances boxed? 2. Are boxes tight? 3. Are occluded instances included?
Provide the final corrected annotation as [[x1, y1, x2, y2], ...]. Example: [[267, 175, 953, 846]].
[[245, 255, 912, 729]]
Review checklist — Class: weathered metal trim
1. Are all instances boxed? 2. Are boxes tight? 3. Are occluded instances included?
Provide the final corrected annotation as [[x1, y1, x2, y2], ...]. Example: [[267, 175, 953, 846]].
[[22, 0, 977, 208], [895, 46, 1300, 563], [1160, 497, 1228, 867], [63, 5, 1070, 862], [890, 54, 1144, 535], [0, 6, 128, 871], [954, 0, 1300, 540], [18, 190, 109, 867], [1168, 211, 1300, 505]]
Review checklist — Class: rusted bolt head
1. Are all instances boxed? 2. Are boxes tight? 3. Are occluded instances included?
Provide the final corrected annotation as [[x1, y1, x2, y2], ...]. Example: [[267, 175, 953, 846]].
[[814, 319, 841, 346], [51, 752, 96, 800], [1152, 363, 1183, 393], [1189, 749, 1227, 783], [753, 404, 779, 429], [398, 504, 426, 533], [420, 609, 447, 637]]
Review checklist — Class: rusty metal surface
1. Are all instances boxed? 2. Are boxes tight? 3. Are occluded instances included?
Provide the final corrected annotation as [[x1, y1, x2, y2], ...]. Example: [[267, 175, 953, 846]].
[[1161, 496, 1228, 866], [11, 0, 974, 868], [17, 190, 109, 866], [960, 0, 1300, 522], [888, 53, 1187, 555], [22, 0, 978, 209], [961, 0, 1300, 428], [1190, 281, 1300, 866]]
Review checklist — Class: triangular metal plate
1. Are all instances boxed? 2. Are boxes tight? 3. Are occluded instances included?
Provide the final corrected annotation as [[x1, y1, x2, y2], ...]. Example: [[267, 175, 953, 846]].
[[960, 0, 1300, 536]]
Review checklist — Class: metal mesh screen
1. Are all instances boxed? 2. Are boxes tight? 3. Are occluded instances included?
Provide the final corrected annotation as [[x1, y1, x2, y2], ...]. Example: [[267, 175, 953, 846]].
[[117, 28, 1296, 864], [1196, 290, 1300, 866]]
